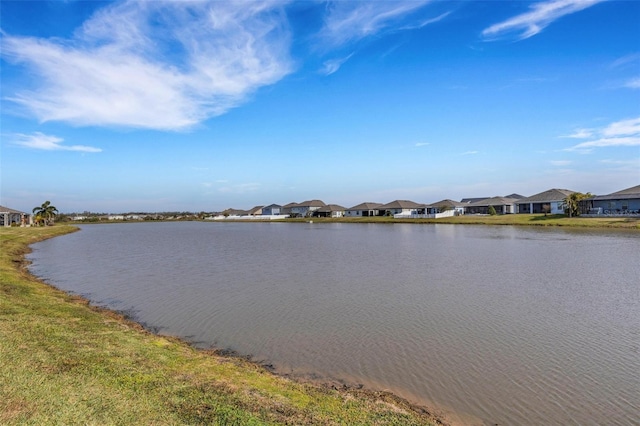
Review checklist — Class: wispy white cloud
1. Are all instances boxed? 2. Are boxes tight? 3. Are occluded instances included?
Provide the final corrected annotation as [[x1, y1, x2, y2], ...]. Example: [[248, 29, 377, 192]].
[[482, 0, 604, 41], [624, 77, 640, 89], [461, 150, 478, 155], [320, 53, 354, 75], [415, 142, 430, 147], [400, 11, 452, 31], [319, 1, 432, 48], [11, 132, 102, 152], [550, 160, 572, 166], [562, 128, 594, 139], [609, 53, 640, 69], [565, 117, 640, 152], [1, 1, 293, 131]]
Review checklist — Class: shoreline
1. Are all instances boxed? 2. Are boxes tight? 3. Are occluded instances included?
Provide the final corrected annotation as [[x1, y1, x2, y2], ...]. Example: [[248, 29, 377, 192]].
[[1, 225, 449, 425], [69, 213, 640, 229]]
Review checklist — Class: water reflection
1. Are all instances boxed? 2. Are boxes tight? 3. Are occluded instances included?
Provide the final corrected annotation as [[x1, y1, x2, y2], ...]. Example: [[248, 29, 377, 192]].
[[28, 222, 640, 425]]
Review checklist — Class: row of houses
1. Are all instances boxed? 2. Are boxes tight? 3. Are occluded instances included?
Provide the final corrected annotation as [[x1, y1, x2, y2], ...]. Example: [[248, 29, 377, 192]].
[[213, 185, 640, 220], [2, 185, 638, 227]]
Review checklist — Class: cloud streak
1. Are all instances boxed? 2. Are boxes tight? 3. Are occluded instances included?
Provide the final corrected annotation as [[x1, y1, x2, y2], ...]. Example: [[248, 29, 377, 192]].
[[12, 132, 102, 152], [318, 1, 432, 48], [482, 0, 604, 41], [1, 1, 293, 131], [564, 117, 640, 152]]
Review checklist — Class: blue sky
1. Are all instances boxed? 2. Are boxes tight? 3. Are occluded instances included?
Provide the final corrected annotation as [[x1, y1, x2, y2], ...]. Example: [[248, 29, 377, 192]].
[[1, 0, 639, 213]]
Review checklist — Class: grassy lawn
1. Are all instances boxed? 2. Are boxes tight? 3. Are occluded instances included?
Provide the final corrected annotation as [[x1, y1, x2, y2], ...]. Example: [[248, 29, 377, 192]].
[[1, 226, 441, 426], [283, 214, 640, 229]]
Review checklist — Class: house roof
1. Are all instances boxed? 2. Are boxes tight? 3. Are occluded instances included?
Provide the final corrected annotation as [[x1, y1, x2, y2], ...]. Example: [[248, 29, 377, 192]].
[[316, 204, 346, 212], [427, 199, 465, 208], [247, 206, 263, 215], [221, 208, 248, 215], [298, 199, 326, 207], [504, 193, 526, 199], [263, 204, 281, 209], [0, 205, 26, 214], [346, 202, 383, 210], [378, 200, 425, 209], [468, 196, 519, 206], [460, 197, 490, 204], [517, 189, 575, 203], [281, 202, 299, 208], [593, 185, 640, 200]]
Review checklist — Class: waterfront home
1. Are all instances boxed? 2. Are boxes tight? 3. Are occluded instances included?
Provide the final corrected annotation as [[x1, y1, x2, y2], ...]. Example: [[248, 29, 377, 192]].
[[516, 189, 575, 214], [426, 199, 466, 215], [280, 202, 298, 216], [589, 185, 640, 215], [345, 202, 383, 217], [290, 200, 326, 217], [0, 205, 31, 227], [247, 206, 264, 216], [378, 200, 425, 216], [314, 204, 346, 218], [466, 196, 519, 214], [261, 204, 282, 215]]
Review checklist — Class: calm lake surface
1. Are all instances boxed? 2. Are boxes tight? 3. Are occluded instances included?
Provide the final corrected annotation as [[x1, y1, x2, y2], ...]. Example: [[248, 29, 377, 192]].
[[28, 222, 639, 425]]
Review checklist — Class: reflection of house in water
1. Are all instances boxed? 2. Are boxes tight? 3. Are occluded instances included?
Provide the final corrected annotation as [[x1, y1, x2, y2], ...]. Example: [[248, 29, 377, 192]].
[[0, 205, 32, 227]]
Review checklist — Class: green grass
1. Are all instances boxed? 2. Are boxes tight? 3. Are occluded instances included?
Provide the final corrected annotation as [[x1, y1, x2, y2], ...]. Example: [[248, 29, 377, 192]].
[[0, 226, 441, 426], [282, 214, 640, 229]]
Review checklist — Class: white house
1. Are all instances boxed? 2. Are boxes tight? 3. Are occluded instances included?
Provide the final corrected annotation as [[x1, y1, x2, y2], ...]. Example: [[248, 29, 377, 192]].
[[378, 200, 425, 217], [345, 202, 383, 217]]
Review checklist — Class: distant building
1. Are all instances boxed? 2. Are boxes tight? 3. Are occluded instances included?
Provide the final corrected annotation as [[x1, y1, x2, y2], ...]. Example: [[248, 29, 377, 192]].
[[590, 185, 640, 215], [345, 202, 383, 217], [0, 205, 31, 227], [262, 204, 282, 215], [314, 204, 346, 218], [378, 200, 425, 216], [466, 196, 519, 215], [516, 189, 575, 214]]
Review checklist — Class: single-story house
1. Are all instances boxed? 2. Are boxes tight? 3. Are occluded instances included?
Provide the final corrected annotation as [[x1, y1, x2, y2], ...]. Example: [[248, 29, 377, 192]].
[[426, 199, 466, 215], [589, 185, 640, 214], [345, 202, 383, 217], [220, 208, 249, 217], [378, 200, 425, 216], [516, 189, 575, 214], [0, 205, 32, 227], [262, 204, 282, 215], [291, 200, 326, 217], [247, 206, 263, 216], [466, 196, 519, 215], [314, 204, 346, 218]]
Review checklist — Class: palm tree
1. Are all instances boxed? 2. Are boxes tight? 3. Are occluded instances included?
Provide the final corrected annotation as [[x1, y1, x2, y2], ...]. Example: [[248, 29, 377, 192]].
[[32, 201, 59, 226], [563, 192, 592, 217]]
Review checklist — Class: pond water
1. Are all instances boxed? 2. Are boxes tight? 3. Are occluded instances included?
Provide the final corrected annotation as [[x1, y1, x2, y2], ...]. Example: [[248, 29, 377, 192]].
[[27, 222, 639, 425]]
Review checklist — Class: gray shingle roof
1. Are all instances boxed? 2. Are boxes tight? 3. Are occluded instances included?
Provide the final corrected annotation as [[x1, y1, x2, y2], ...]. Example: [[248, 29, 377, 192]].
[[298, 200, 326, 207], [0, 205, 26, 214], [316, 204, 346, 212], [468, 196, 519, 206], [427, 199, 465, 208], [378, 200, 425, 209], [517, 189, 575, 203], [346, 202, 383, 210], [593, 185, 640, 200]]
